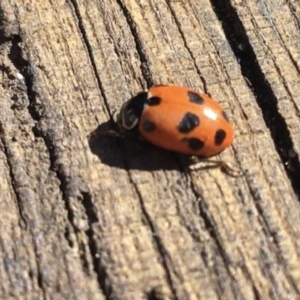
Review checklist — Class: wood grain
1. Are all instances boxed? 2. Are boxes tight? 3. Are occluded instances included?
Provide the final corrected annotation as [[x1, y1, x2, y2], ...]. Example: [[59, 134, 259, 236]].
[[0, 0, 300, 299]]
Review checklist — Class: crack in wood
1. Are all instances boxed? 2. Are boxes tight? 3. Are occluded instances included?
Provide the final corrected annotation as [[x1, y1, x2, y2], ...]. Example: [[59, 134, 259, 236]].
[[128, 173, 180, 300], [80, 191, 116, 299], [210, 0, 300, 198], [115, 0, 154, 88]]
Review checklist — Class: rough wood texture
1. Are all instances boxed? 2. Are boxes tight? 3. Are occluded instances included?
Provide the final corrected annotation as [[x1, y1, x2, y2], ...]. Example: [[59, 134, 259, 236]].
[[1, 0, 300, 299]]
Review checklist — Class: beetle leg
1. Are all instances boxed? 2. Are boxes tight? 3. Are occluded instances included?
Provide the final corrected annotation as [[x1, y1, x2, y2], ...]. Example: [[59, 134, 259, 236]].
[[189, 158, 242, 177], [94, 130, 121, 137]]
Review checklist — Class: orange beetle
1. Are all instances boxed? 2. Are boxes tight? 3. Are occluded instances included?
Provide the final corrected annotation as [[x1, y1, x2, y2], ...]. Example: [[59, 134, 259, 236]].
[[109, 85, 240, 175]]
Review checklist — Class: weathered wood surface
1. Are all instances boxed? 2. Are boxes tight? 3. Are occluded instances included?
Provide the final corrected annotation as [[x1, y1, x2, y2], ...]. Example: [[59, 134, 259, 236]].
[[1, 0, 300, 299]]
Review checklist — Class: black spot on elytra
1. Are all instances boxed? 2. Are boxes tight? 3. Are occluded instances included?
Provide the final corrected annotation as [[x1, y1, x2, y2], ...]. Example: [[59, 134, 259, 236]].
[[182, 137, 205, 151], [189, 138, 205, 150], [215, 129, 226, 145], [188, 91, 205, 104], [222, 111, 229, 122], [142, 120, 156, 132], [147, 96, 161, 106], [177, 112, 200, 133]]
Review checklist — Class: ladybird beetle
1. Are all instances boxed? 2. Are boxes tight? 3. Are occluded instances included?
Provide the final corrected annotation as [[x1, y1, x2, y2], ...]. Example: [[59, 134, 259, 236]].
[[104, 85, 241, 176]]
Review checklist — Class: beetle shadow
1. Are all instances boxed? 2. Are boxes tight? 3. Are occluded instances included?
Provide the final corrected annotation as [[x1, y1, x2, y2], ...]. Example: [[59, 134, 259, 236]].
[[88, 120, 236, 175], [88, 120, 194, 172]]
